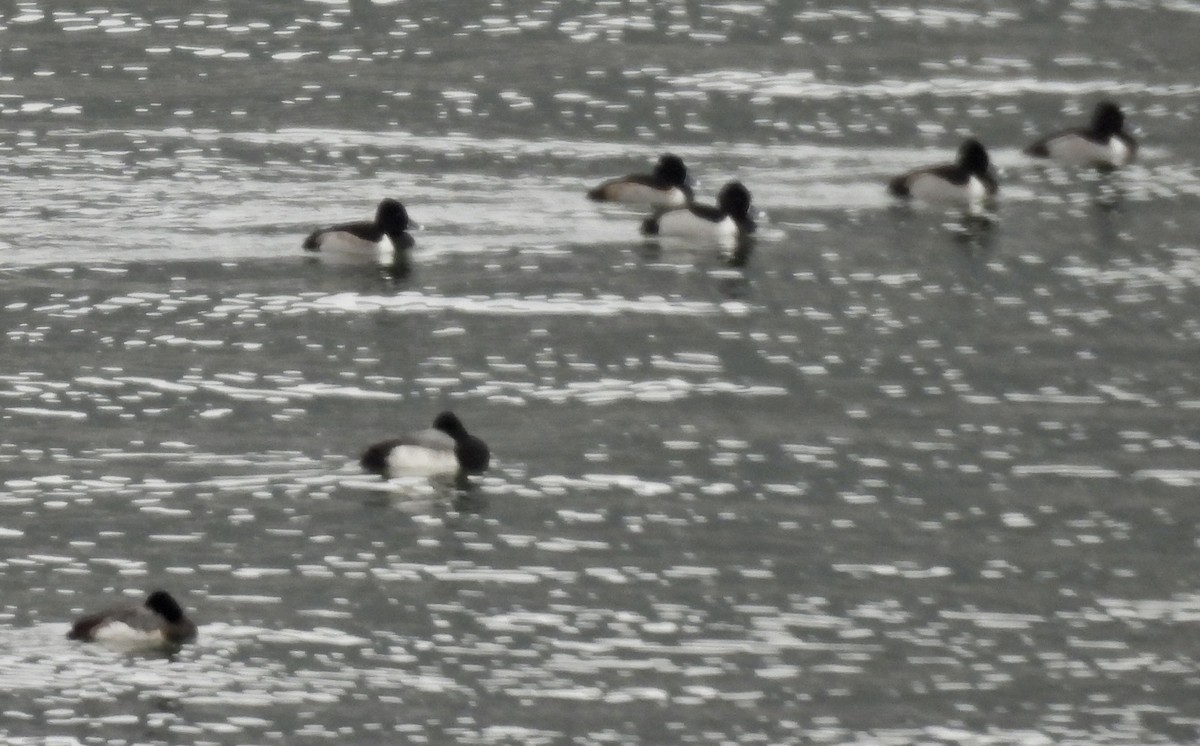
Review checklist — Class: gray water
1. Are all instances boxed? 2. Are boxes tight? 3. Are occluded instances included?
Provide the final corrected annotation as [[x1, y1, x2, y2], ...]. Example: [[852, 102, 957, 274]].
[[2, 1, 1200, 744]]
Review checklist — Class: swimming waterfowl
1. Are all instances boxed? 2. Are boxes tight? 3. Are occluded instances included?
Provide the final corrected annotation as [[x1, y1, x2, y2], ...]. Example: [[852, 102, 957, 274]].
[[360, 411, 490, 478], [641, 180, 755, 242], [302, 198, 414, 255], [888, 139, 998, 207], [588, 153, 694, 208], [68, 590, 197, 648], [1024, 100, 1137, 170]]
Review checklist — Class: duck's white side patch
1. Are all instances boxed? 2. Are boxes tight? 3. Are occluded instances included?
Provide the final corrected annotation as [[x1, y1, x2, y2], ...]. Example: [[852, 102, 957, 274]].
[[966, 176, 988, 203], [314, 231, 391, 256], [385, 445, 460, 477], [605, 183, 688, 208], [907, 173, 983, 206], [1107, 136, 1132, 167], [1045, 134, 1129, 167], [656, 211, 738, 241], [92, 621, 168, 649]]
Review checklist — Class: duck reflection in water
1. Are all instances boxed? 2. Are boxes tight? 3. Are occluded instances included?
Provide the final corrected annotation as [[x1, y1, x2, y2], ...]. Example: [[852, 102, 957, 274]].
[[951, 213, 998, 254]]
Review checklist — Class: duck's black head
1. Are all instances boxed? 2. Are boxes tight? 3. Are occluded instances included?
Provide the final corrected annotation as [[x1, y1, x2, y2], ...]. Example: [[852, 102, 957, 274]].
[[956, 139, 991, 176], [653, 154, 689, 187], [1091, 101, 1126, 137], [432, 411, 468, 439], [145, 590, 186, 623], [375, 198, 411, 235], [717, 181, 753, 220]]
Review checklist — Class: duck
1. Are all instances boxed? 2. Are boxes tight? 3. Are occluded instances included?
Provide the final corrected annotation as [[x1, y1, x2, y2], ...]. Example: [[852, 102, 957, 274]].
[[588, 153, 694, 208], [68, 590, 197, 648], [1024, 101, 1137, 170], [888, 138, 998, 207], [641, 180, 756, 242], [302, 198, 414, 256], [360, 411, 490, 478]]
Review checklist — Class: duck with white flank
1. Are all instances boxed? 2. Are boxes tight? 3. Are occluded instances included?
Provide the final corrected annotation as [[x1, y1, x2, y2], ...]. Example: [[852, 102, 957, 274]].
[[641, 180, 755, 243], [588, 153, 694, 209], [360, 411, 490, 479], [68, 590, 197, 649], [302, 198, 415, 257], [1025, 101, 1137, 171], [888, 139, 998, 208]]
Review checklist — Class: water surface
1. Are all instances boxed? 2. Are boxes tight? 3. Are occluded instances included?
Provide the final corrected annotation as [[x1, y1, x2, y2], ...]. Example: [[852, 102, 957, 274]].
[[2, 1, 1200, 744]]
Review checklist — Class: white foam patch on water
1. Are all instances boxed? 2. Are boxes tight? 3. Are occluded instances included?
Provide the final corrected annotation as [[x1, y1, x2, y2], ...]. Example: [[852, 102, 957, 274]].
[[1133, 469, 1200, 486], [669, 70, 1200, 100], [284, 383, 403, 400], [534, 537, 610, 552], [115, 376, 199, 393], [5, 407, 88, 420], [505, 378, 786, 404], [1010, 464, 1120, 479], [940, 610, 1045, 630], [479, 611, 571, 632], [423, 567, 543, 584], [833, 563, 952, 580], [257, 628, 370, 646], [308, 291, 726, 317], [582, 474, 672, 497], [1096, 594, 1200, 622], [574, 636, 881, 656], [1004, 392, 1106, 405], [1001, 512, 1036, 528]]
